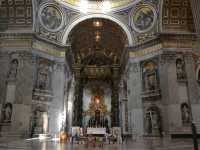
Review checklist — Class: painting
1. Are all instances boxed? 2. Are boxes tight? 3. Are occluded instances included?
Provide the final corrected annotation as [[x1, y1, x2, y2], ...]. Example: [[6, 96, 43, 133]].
[[40, 5, 63, 31], [131, 5, 156, 33]]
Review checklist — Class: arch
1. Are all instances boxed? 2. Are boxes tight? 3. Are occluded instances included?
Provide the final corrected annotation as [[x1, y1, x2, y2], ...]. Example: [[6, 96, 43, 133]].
[[62, 14, 134, 46]]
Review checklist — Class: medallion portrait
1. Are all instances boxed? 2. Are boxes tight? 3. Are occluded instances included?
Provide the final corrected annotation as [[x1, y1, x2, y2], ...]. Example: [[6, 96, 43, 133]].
[[131, 5, 156, 33], [40, 5, 63, 32]]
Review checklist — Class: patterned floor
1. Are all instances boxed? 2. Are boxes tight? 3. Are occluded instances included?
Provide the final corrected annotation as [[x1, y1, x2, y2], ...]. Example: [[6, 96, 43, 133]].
[[0, 137, 198, 150]]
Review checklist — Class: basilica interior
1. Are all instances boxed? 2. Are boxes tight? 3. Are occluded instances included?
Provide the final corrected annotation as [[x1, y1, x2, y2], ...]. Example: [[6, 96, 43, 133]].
[[0, 0, 200, 149]]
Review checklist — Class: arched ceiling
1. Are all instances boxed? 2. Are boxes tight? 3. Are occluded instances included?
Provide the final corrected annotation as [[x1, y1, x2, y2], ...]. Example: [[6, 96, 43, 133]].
[[69, 18, 128, 66], [56, 0, 141, 13]]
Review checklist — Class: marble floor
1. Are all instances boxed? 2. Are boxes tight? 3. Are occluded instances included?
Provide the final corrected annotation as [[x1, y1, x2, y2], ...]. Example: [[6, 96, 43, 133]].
[[0, 137, 198, 150]]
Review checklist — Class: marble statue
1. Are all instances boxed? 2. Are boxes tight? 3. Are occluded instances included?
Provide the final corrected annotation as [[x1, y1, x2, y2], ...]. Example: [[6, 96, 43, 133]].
[[147, 73, 157, 91], [181, 103, 190, 124], [142, 61, 158, 92], [37, 63, 50, 90], [2, 103, 12, 123], [145, 107, 161, 136], [8, 59, 18, 79], [176, 59, 185, 80]]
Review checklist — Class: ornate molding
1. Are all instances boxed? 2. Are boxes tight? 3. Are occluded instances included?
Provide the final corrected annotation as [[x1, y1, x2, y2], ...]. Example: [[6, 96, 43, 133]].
[[32, 39, 66, 57], [159, 51, 177, 64], [160, 33, 197, 48], [53, 62, 65, 72], [129, 43, 162, 58], [0, 38, 32, 49]]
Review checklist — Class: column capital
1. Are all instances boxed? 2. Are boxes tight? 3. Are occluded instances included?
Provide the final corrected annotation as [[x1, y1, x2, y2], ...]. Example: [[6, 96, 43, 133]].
[[53, 62, 65, 72]]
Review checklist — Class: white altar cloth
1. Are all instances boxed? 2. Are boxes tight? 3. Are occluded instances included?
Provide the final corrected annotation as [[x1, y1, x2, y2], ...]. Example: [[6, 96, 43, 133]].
[[87, 128, 106, 135]]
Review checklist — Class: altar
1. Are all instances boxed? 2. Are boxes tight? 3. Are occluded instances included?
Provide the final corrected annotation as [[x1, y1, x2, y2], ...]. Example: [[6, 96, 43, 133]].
[[87, 127, 106, 135]]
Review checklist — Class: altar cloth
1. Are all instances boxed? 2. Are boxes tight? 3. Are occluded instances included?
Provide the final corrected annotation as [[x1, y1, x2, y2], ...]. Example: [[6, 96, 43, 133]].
[[87, 128, 106, 135]]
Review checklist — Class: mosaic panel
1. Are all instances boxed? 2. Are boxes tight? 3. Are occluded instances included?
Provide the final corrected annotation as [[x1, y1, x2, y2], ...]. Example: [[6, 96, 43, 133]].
[[39, 5, 63, 32], [130, 4, 157, 33]]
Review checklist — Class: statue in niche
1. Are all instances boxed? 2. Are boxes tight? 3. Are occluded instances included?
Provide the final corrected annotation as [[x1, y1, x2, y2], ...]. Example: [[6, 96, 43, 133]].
[[181, 103, 191, 125], [37, 63, 50, 90], [143, 61, 158, 91], [147, 73, 157, 91], [145, 106, 161, 136], [32, 109, 47, 135], [176, 58, 186, 80], [1, 103, 12, 123], [8, 59, 19, 79]]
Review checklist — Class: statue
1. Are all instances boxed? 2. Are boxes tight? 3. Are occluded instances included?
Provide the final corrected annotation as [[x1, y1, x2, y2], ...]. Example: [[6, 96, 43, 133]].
[[145, 107, 162, 136], [147, 73, 156, 91], [2, 103, 12, 123], [181, 103, 190, 124], [145, 114, 152, 134], [37, 63, 50, 90], [32, 110, 45, 134], [176, 58, 185, 80], [8, 59, 19, 79], [143, 61, 158, 91]]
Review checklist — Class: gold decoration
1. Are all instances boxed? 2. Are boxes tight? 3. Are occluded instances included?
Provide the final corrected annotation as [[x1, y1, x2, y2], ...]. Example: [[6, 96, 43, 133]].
[[84, 95, 109, 116], [84, 86, 110, 116]]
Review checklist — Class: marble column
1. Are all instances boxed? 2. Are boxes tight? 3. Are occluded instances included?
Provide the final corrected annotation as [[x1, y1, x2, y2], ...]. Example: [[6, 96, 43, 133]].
[[111, 67, 120, 127], [121, 98, 128, 134], [49, 62, 65, 135], [72, 67, 83, 127]]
